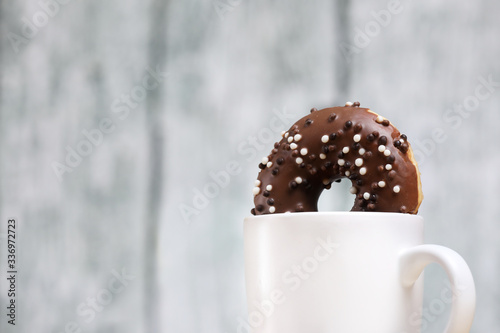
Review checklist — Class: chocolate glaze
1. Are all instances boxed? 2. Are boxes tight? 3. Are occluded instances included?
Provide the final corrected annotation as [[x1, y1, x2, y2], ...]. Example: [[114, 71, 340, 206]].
[[252, 104, 422, 215]]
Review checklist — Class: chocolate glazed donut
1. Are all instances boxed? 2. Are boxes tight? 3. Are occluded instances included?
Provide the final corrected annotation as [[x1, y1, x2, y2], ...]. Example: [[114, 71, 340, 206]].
[[251, 103, 423, 215]]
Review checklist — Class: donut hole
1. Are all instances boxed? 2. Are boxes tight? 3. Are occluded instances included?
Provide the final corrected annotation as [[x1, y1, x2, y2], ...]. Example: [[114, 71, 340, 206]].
[[317, 179, 355, 212]]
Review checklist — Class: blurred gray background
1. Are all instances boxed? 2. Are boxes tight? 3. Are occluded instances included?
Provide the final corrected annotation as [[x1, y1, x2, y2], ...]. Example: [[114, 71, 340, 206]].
[[1, 0, 499, 332]]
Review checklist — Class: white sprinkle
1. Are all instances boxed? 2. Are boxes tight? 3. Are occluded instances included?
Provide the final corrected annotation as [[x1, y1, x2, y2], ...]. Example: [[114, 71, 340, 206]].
[[378, 181, 386, 188], [355, 158, 363, 167], [338, 159, 345, 166], [281, 131, 286, 137], [294, 134, 302, 142], [267, 161, 273, 168], [254, 180, 261, 187], [345, 101, 353, 106], [378, 145, 386, 152], [319, 153, 327, 159], [266, 185, 273, 191], [295, 177, 303, 184], [290, 143, 298, 150], [363, 192, 370, 200], [342, 146, 350, 154], [269, 206, 276, 213], [376, 115, 384, 123], [359, 167, 367, 175], [393, 185, 401, 193], [353, 134, 361, 142], [384, 149, 391, 156], [359, 148, 366, 155], [288, 136, 293, 143], [400, 139, 405, 143], [323, 179, 330, 185], [296, 157, 303, 164], [350, 186, 358, 194], [262, 157, 269, 164], [321, 135, 329, 143], [300, 148, 308, 156], [284, 132, 289, 138], [252, 187, 260, 196], [345, 171, 351, 176], [385, 164, 393, 170]]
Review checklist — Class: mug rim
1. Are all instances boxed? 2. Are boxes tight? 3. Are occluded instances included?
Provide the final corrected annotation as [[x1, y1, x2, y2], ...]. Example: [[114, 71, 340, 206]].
[[245, 211, 423, 222]]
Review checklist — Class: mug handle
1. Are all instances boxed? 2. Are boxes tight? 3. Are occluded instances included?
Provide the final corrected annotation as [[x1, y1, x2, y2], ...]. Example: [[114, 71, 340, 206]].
[[399, 245, 476, 333]]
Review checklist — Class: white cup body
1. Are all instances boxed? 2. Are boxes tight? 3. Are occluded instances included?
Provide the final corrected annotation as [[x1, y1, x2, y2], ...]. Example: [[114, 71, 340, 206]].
[[244, 212, 424, 333]]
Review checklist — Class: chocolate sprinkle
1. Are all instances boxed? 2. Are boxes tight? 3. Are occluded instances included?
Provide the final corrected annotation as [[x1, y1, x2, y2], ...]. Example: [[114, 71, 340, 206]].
[[328, 113, 337, 122], [378, 136, 388, 145]]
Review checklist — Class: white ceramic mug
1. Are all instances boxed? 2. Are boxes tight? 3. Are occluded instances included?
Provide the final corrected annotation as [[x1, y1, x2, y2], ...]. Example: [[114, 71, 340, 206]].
[[243, 212, 476, 333]]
